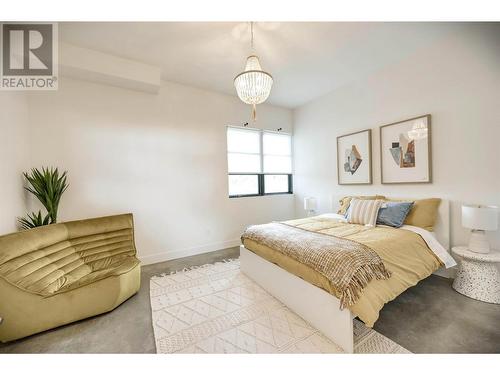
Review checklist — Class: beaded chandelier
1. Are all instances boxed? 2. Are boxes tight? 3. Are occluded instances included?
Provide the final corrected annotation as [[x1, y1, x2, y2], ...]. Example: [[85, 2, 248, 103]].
[[234, 22, 273, 121]]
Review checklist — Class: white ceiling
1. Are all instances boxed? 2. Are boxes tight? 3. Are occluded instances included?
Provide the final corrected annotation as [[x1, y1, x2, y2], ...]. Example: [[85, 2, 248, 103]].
[[59, 22, 461, 108]]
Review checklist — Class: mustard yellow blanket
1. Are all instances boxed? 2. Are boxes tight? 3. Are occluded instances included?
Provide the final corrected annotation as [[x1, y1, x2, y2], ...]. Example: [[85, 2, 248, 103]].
[[242, 216, 442, 327], [242, 222, 391, 309]]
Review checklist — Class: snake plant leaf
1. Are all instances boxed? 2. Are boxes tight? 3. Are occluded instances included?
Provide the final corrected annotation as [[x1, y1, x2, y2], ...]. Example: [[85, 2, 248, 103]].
[[21, 167, 69, 226], [18, 211, 51, 230]]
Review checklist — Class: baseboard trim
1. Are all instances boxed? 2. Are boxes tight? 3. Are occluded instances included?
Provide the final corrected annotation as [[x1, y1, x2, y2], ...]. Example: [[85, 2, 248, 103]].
[[138, 239, 241, 265]]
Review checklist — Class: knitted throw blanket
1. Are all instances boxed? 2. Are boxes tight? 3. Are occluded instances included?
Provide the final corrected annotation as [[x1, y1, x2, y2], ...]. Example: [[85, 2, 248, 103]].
[[241, 222, 391, 309]]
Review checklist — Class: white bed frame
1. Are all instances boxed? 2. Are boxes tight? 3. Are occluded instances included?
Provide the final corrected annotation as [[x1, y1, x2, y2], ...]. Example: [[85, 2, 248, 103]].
[[240, 199, 450, 353]]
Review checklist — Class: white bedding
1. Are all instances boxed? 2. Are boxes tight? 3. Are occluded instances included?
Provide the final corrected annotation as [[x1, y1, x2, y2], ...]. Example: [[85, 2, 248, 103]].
[[317, 213, 347, 221]]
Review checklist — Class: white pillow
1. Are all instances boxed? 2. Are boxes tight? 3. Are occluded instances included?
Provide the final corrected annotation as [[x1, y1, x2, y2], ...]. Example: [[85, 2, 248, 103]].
[[317, 213, 347, 222], [347, 199, 383, 227]]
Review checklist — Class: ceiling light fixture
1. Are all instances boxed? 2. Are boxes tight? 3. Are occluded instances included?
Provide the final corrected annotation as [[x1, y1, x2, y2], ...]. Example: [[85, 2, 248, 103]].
[[234, 22, 273, 121]]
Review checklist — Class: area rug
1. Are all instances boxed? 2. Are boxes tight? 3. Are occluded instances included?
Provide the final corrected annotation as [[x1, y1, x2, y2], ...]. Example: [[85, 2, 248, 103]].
[[150, 259, 411, 354]]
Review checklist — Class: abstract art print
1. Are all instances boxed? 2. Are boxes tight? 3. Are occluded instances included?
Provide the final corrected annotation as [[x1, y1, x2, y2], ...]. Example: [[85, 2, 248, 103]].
[[337, 129, 372, 185], [380, 115, 432, 184]]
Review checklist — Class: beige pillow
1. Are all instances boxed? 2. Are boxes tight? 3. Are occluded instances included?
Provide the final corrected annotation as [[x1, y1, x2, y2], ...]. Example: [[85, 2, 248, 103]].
[[386, 197, 441, 231], [403, 198, 442, 231], [338, 195, 385, 216], [347, 199, 384, 227]]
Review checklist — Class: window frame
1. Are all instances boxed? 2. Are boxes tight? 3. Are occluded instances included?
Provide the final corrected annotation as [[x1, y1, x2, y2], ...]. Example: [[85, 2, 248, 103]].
[[227, 126, 293, 198]]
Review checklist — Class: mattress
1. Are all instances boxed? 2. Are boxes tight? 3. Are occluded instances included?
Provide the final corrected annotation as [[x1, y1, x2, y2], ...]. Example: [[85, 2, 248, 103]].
[[242, 216, 443, 327]]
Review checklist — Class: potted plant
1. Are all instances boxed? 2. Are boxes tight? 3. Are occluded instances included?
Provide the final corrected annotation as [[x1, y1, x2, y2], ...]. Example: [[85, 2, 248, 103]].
[[18, 167, 69, 230]]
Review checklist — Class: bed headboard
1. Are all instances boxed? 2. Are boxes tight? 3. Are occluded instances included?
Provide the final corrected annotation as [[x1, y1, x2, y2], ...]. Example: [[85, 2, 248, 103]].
[[434, 199, 450, 251], [330, 195, 451, 251]]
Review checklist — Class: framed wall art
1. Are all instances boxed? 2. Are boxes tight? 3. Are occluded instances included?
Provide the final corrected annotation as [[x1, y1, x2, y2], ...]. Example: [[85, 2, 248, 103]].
[[380, 114, 432, 184], [336, 129, 372, 185]]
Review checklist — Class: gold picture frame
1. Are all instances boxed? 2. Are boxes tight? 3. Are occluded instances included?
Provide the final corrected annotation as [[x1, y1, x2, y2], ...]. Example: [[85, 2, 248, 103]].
[[380, 114, 432, 184], [336, 129, 372, 185]]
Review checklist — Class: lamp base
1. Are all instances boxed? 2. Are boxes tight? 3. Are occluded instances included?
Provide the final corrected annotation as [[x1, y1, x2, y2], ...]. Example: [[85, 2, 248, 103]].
[[468, 230, 490, 254]]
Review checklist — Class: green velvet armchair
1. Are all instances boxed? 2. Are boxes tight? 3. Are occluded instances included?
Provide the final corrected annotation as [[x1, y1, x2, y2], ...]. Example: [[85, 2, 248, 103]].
[[0, 214, 141, 342]]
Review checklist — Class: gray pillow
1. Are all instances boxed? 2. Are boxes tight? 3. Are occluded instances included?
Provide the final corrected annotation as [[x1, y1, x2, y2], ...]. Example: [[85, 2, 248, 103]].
[[376, 201, 414, 228]]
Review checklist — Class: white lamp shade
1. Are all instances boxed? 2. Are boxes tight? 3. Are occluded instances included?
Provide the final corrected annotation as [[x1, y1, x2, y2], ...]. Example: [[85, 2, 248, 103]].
[[462, 205, 498, 231], [304, 197, 317, 211]]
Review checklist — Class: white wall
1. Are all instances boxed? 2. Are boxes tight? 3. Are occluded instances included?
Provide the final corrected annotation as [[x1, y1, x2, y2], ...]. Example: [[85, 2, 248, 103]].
[[0, 92, 30, 234], [293, 24, 500, 249], [26, 78, 293, 264]]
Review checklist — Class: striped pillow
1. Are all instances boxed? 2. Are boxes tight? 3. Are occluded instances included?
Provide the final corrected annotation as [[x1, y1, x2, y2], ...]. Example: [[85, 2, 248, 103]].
[[347, 198, 383, 227]]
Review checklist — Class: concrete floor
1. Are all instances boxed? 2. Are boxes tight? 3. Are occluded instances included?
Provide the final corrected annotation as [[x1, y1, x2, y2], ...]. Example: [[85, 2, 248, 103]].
[[1, 246, 499, 354]]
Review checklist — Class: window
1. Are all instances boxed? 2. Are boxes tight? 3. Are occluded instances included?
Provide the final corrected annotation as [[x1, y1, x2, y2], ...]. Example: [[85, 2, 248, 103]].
[[227, 126, 293, 197]]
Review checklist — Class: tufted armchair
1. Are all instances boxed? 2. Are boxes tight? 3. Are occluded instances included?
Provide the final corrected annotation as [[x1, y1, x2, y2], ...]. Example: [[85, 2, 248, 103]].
[[0, 214, 141, 342]]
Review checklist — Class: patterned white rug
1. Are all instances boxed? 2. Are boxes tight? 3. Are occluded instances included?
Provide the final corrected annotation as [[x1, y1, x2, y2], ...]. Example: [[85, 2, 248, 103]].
[[150, 259, 410, 354]]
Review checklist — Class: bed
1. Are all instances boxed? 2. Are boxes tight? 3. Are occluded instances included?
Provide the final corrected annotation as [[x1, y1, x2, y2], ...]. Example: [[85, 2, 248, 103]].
[[240, 198, 455, 353]]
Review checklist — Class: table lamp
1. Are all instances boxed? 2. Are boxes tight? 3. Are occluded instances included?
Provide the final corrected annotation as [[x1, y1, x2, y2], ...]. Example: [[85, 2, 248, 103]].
[[461, 204, 498, 254], [304, 197, 317, 217]]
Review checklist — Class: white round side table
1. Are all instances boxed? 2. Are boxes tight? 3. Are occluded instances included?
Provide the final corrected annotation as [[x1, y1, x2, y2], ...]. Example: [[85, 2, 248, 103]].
[[452, 246, 500, 304]]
